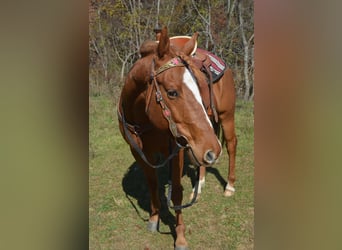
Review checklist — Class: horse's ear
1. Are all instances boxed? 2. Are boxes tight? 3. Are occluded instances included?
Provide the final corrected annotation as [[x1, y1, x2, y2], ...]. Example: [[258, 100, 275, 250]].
[[182, 32, 199, 56], [157, 27, 170, 58]]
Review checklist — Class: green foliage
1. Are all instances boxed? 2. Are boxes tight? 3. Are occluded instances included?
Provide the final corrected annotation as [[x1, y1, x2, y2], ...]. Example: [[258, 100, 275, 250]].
[[89, 0, 254, 99]]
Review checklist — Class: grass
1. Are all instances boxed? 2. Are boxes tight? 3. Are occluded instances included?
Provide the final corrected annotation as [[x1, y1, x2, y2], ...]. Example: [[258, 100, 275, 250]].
[[89, 95, 254, 250]]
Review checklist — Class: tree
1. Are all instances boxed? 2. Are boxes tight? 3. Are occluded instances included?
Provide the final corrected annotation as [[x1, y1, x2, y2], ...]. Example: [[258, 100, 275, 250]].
[[89, 0, 254, 101], [238, 0, 254, 101]]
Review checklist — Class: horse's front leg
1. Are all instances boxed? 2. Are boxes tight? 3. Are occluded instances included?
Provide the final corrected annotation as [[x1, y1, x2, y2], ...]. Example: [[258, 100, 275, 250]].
[[142, 165, 161, 231], [133, 149, 161, 232], [171, 149, 189, 250]]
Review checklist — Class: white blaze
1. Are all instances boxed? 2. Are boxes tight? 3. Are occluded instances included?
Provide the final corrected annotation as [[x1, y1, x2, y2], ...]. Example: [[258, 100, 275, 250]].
[[182, 69, 213, 127], [182, 69, 223, 156]]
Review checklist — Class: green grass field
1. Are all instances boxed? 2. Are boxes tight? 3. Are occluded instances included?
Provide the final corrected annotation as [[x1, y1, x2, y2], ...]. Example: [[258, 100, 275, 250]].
[[89, 95, 254, 249]]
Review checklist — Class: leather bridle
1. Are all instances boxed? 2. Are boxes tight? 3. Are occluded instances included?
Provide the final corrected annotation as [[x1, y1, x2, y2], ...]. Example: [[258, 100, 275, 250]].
[[118, 56, 193, 169], [146, 56, 193, 148], [118, 56, 202, 210]]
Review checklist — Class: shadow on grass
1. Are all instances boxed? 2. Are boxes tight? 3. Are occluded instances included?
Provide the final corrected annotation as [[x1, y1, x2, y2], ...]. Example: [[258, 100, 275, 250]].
[[121, 162, 177, 240], [121, 157, 227, 242], [186, 165, 227, 192], [206, 167, 227, 191]]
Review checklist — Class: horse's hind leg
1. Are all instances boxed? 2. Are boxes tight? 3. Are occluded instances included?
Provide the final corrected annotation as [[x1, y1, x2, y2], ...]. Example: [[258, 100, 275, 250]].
[[189, 166, 206, 200], [221, 116, 237, 197]]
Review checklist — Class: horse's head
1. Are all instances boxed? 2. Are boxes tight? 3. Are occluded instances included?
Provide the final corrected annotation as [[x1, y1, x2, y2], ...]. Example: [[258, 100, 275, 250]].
[[146, 27, 222, 166]]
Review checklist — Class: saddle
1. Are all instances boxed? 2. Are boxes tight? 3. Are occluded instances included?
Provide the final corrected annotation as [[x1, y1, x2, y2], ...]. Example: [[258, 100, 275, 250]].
[[191, 48, 227, 123], [192, 48, 226, 84]]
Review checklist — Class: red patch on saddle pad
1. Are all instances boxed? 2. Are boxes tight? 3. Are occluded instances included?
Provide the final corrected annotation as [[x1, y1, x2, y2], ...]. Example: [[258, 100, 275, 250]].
[[196, 48, 226, 82]]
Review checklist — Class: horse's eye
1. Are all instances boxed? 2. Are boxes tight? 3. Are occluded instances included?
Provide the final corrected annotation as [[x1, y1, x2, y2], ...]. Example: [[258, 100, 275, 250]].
[[167, 90, 178, 99]]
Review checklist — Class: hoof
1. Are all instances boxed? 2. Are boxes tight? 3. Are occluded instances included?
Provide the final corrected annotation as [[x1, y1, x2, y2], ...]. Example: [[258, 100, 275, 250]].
[[147, 220, 159, 232], [189, 192, 200, 201], [224, 189, 235, 197], [175, 246, 189, 250], [224, 183, 235, 197]]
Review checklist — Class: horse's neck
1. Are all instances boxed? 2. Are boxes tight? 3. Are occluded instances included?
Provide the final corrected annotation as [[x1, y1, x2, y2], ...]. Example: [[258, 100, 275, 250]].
[[122, 58, 151, 122]]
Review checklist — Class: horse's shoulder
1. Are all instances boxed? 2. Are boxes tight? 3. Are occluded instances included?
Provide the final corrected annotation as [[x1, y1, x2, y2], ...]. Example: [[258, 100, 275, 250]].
[[139, 40, 157, 57]]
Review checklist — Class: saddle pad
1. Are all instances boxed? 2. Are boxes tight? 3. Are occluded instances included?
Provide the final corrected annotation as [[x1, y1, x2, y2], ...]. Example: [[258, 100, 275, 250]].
[[196, 48, 226, 83]]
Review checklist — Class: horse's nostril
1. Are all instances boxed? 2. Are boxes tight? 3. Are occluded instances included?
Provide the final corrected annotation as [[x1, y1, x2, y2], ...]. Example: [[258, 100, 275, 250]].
[[204, 150, 216, 165]]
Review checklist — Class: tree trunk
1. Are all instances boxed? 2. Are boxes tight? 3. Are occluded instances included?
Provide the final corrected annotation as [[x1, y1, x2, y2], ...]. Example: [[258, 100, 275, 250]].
[[239, 1, 253, 101], [96, 8, 109, 84], [249, 45, 255, 101], [243, 45, 250, 101]]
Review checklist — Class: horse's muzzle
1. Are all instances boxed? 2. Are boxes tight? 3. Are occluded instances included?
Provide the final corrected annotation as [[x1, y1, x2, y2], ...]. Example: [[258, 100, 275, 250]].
[[176, 136, 219, 167]]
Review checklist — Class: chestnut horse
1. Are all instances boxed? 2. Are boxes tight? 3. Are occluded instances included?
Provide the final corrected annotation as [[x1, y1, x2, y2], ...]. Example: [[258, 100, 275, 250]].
[[118, 27, 236, 249]]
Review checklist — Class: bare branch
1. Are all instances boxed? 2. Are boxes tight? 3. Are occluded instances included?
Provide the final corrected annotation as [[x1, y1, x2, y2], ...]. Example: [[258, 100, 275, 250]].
[[248, 33, 254, 45], [191, 0, 210, 25]]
